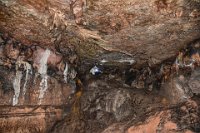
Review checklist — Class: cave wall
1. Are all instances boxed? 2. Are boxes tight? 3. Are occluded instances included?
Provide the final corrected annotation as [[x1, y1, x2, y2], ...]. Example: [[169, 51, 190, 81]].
[[0, 0, 200, 133], [0, 0, 199, 66]]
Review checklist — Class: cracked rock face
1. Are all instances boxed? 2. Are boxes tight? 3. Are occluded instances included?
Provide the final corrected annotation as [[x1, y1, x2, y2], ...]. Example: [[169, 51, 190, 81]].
[[102, 100, 200, 133]]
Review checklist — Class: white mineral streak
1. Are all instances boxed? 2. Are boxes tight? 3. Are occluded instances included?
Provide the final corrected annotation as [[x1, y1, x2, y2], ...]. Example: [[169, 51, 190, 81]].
[[38, 49, 51, 104], [100, 59, 108, 63], [13, 71, 22, 106], [63, 62, 69, 83], [13, 61, 32, 106], [22, 62, 32, 95], [100, 58, 135, 65], [118, 59, 135, 64]]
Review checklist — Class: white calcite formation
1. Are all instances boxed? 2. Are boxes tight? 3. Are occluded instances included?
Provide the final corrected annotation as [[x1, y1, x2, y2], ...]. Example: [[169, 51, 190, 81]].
[[12, 71, 23, 106], [22, 62, 32, 95], [13, 60, 32, 106], [100, 58, 135, 65], [63, 62, 69, 83], [38, 49, 51, 104], [118, 59, 135, 65]]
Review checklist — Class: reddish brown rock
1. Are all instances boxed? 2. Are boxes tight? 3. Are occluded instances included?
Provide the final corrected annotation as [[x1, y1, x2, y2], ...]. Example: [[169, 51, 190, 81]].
[[4, 41, 20, 60], [32, 46, 64, 71], [0, 0, 200, 133], [0, 0, 199, 66], [0, 106, 65, 133], [127, 112, 162, 133], [102, 110, 195, 133]]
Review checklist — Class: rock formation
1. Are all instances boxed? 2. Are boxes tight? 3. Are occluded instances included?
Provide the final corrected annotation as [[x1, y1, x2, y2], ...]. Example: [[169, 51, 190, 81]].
[[0, 0, 199, 132]]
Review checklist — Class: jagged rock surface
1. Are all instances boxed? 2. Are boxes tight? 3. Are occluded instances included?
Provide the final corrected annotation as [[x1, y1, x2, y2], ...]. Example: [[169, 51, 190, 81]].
[[0, 0, 199, 66]]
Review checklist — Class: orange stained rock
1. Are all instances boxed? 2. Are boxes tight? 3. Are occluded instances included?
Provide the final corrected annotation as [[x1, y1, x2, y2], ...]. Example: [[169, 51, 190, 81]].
[[127, 112, 162, 133], [191, 53, 200, 65], [163, 121, 177, 131], [184, 130, 194, 133]]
